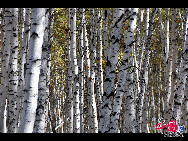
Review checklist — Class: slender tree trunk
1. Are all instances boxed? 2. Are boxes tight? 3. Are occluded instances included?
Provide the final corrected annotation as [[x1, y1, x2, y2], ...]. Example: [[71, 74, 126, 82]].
[[83, 8, 90, 133], [79, 8, 85, 133], [180, 77, 188, 133], [67, 8, 73, 133], [0, 8, 12, 133], [136, 8, 157, 133], [110, 8, 138, 133], [18, 8, 31, 125], [33, 8, 54, 133], [172, 8, 188, 123], [170, 8, 178, 118], [99, 8, 125, 133], [18, 8, 46, 133], [89, 8, 98, 133], [103, 8, 109, 61], [164, 8, 172, 124], [7, 8, 19, 133], [97, 8, 103, 127], [70, 8, 80, 133]]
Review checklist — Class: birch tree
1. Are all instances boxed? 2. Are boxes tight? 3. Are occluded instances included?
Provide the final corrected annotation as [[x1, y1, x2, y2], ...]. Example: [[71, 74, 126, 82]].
[[88, 8, 98, 133], [136, 8, 157, 133], [18, 8, 46, 133], [18, 8, 31, 121], [7, 8, 19, 133], [99, 8, 125, 133], [110, 8, 138, 133], [0, 8, 12, 133], [70, 8, 80, 133], [33, 8, 54, 133], [172, 8, 188, 124]]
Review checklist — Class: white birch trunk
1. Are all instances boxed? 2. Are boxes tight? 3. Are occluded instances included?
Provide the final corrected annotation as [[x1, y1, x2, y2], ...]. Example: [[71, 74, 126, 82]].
[[70, 8, 80, 133], [109, 8, 138, 133], [0, 8, 12, 133], [164, 8, 172, 124], [18, 8, 46, 133], [67, 8, 73, 133], [7, 8, 19, 133], [103, 8, 109, 61], [33, 8, 54, 133], [99, 8, 125, 133], [136, 8, 157, 133], [83, 8, 90, 133], [172, 8, 188, 123], [78, 8, 85, 133], [18, 8, 31, 123]]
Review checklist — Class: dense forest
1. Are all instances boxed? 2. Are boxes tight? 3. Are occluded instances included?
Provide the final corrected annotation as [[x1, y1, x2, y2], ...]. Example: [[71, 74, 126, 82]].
[[0, 8, 187, 134]]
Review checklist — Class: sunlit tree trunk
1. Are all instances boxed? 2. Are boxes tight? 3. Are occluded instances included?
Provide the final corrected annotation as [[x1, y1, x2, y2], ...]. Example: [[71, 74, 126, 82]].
[[70, 8, 80, 133], [18, 8, 46, 133], [99, 8, 125, 133], [0, 8, 12, 133], [83, 8, 90, 133], [7, 8, 19, 133], [66, 8, 73, 133], [33, 8, 54, 133], [78, 8, 84, 133], [164, 8, 172, 124], [110, 8, 138, 133], [18, 8, 31, 124], [136, 8, 157, 133], [96, 8, 103, 127], [88, 8, 98, 133]]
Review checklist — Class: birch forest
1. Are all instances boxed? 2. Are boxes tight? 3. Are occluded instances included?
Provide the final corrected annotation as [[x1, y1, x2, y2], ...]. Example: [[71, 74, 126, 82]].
[[0, 8, 187, 133]]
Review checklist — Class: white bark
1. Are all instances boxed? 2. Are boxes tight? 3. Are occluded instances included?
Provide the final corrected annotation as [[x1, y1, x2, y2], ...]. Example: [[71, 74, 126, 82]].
[[7, 8, 19, 133], [136, 8, 157, 133], [0, 8, 12, 133], [103, 8, 109, 60], [70, 8, 80, 133], [83, 8, 90, 133], [164, 8, 172, 124], [33, 8, 54, 133], [110, 8, 138, 133], [18, 8, 31, 120], [172, 8, 188, 123], [67, 8, 73, 133], [99, 8, 125, 133], [18, 8, 46, 133], [79, 8, 84, 133]]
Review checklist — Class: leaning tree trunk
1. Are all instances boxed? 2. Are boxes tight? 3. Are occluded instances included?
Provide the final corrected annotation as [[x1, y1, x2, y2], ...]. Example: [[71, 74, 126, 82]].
[[99, 8, 125, 133], [18, 8, 46, 133], [136, 8, 157, 133], [33, 8, 54, 133], [109, 8, 138, 133]]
